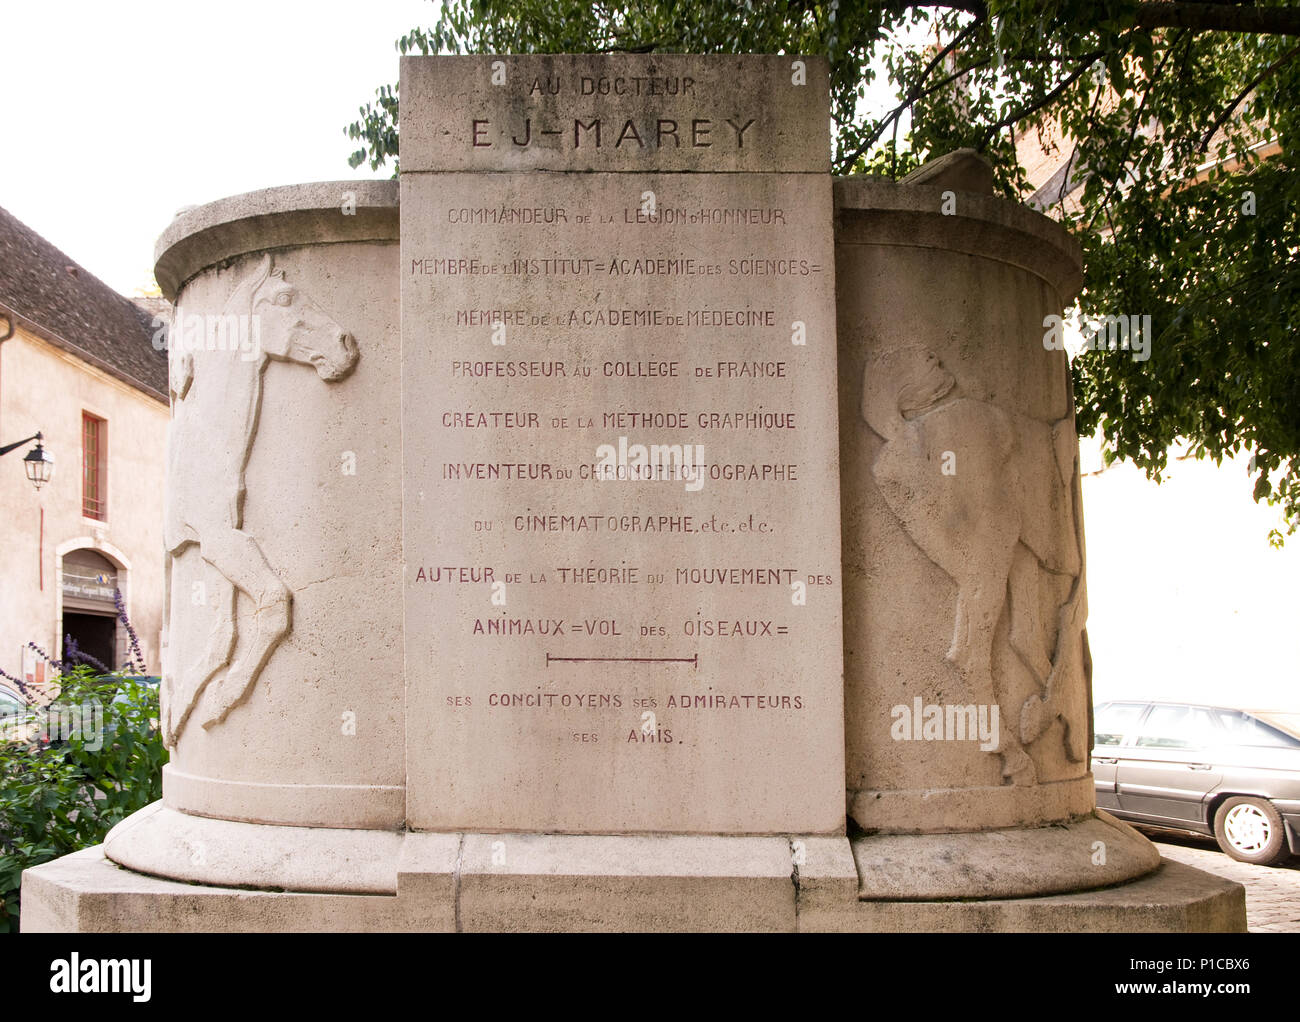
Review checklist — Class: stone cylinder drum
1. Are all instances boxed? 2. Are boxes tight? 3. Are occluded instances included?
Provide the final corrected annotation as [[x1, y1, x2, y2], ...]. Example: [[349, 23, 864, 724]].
[[834, 168, 1158, 898], [103, 182, 407, 893]]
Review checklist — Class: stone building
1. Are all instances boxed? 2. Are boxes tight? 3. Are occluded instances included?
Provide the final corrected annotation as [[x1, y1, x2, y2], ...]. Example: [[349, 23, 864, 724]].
[[0, 204, 168, 694]]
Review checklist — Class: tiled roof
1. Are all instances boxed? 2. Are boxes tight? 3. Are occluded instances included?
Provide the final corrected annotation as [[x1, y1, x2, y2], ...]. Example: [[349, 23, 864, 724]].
[[0, 204, 168, 400]]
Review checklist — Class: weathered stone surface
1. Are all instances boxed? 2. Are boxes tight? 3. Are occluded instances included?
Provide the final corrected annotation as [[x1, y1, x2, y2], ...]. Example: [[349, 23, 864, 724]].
[[147, 190, 405, 833], [103, 802, 403, 895], [21, 847, 443, 934], [154, 181, 397, 300], [849, 775, 1096, 833], [836, 167, 1099, 844], [899, 146, 995, 195], [23, 840, 1244, 933], [834, 176, 1083, 301], [457, 833, 795, 932], [400, 55, 844, 834], [850, 811, 1161, 900], [399, 54, 830, 174], [803, 859, 1247, 933]]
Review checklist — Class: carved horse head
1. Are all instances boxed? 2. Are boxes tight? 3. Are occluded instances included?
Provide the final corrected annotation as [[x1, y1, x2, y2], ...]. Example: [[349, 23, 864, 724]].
[[238, 253, 359, 381]]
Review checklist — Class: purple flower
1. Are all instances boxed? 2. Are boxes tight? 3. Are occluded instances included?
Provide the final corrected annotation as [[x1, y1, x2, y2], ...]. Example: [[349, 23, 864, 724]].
[[113, 588, 148, 675]]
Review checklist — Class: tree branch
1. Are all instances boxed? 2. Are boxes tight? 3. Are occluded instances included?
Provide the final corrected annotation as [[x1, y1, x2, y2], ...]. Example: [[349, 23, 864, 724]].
[[977, 55, 1103, 152], [840, 17, 983, 171], [1055, 59, 1115, 215], [1135, 2, 1300, 36], [885, 1, 1300, 35], [1087, 30, 1189, 230], [1198, 40, 1300, 152]]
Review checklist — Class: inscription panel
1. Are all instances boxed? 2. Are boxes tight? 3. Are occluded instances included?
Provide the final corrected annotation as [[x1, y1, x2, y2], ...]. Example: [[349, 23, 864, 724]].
[[400, 54, 831, 174], [401, 55, 844, 833]]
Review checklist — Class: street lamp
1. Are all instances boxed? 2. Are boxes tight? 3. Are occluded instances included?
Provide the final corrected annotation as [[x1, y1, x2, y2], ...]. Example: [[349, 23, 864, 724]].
[[0, 432, 54, 490]]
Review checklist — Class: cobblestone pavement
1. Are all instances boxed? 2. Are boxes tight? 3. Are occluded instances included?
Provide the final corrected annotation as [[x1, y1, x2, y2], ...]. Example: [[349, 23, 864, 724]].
[[1141, 829, 1300, 933]]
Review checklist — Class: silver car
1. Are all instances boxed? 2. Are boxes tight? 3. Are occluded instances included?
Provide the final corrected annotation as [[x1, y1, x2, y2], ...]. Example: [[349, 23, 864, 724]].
[[1093, 700, 1300, 866], [0, 682, 31, 742]]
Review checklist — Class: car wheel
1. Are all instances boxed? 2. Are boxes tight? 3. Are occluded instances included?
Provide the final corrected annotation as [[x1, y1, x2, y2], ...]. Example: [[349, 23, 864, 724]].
[[1212, 796, 1291, 866]]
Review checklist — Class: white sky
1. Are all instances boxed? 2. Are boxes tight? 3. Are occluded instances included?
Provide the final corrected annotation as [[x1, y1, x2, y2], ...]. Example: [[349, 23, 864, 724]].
[[0, 0, 435, 294]]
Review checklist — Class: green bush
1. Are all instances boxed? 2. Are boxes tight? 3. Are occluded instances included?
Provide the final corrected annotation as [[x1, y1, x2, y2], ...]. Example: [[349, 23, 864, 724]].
[[0, 667, 168, 932]]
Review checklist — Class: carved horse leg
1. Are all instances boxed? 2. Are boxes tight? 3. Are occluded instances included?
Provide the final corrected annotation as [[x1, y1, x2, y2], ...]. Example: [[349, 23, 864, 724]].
[[1019, 418, 1089, 763], [946, 579, 1002, 680], [949, 577, 1035, 781], [168, 570, 237, 744], [193, 525, 292, 729], [161, 549, 178, 747], [1019, 578, 1089, 762]]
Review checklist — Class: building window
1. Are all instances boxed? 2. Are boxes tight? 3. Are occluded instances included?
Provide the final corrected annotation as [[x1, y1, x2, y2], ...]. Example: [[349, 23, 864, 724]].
[[82, 412, 106, 520]]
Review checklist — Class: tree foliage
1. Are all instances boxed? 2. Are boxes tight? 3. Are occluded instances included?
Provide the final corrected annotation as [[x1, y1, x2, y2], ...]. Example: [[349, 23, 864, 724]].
[[347, 0, 1300, 540]]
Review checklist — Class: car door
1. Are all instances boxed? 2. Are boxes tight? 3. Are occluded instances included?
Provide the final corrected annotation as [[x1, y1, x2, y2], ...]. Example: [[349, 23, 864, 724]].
[[1092, 701, 1149, 811], [1116, 703, 1224, 826]]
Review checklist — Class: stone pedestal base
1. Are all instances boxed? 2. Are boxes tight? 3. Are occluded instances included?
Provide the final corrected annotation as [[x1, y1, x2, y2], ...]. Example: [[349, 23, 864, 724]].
[[805, 859, 1247, 933], [850, 811, 1162, 900], [21, 806, 1246, 932]]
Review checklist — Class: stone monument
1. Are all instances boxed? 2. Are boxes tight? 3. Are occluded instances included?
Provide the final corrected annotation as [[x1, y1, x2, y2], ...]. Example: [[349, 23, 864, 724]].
[[21, 54, 1244, 932]]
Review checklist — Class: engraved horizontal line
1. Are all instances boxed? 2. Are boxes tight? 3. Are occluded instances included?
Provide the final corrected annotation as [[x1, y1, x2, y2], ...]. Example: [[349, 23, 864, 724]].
[[545, 653, 698, 667]]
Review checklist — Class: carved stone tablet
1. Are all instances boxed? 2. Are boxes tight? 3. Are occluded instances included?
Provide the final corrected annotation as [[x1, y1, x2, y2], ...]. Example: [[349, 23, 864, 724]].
[[400, 54, 844, 833]]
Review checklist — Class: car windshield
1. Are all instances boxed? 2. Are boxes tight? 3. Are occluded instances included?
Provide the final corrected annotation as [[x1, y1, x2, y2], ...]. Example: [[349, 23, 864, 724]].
[[1214, 709, 1300, 749], [1094, 702, 1147, 746], [0, 691, 25, 717]]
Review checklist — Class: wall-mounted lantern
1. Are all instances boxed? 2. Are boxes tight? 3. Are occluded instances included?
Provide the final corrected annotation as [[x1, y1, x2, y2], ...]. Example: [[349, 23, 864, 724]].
[[1, 432, 54, 490]]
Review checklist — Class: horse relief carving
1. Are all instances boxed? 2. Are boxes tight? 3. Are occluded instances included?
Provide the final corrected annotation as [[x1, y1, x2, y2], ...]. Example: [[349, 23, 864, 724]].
[[860, 346, 1087, 783], [161, 254, 359, 747]]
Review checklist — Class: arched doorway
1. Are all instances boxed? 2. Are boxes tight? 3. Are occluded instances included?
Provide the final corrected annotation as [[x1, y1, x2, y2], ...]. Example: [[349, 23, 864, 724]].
[[60, 548, 119, 671]]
